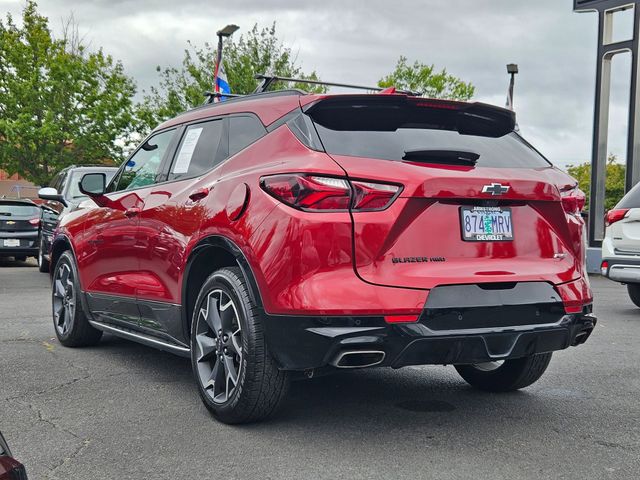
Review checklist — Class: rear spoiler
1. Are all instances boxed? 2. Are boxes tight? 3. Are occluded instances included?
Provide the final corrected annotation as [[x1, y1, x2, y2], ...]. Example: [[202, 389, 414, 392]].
[[303, 95, 516, 138]]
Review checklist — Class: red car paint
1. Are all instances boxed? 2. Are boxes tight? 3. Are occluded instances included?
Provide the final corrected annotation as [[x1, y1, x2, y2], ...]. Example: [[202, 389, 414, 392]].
[[54, 92, 592, 326]]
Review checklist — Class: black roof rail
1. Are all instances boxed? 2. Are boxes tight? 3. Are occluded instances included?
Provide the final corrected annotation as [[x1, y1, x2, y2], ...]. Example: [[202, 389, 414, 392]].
[[201, 88, 307, 106], [203, 91, 245, 104], [253, 74, 420, 96]]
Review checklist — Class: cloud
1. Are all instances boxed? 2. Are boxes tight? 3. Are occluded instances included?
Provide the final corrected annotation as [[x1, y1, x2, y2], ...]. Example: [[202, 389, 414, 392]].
[[1, 0, 629, 166]]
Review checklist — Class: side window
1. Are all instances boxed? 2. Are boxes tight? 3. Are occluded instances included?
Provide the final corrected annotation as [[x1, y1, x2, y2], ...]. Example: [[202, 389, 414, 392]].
[[112, 129, 175, 192], [48, 174, 60, 190], [229, 115, 266, 157], [169, 120, 224, 180], [51, 172, 65, 193]]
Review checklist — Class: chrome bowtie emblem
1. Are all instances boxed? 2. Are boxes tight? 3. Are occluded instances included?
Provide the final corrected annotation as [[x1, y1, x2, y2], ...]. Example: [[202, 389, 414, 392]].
[[481, 183, 510, 196], [5, 220, 15, 225]]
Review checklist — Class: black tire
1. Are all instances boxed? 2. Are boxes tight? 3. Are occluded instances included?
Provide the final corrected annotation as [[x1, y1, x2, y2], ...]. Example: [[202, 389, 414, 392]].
[[190, 267, 289, 424], [454, 353, 553, 392], [38, 236, 50, 273], [52, 251, 102, 347], [627, 283, 640, 308], [14, 255, 26, 262]]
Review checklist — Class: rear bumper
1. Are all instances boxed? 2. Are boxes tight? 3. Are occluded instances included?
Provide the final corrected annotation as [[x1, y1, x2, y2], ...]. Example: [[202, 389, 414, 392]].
[[601, 257, 640, 283], [0, 231, 38, 257], [263, 307, 596, 371]]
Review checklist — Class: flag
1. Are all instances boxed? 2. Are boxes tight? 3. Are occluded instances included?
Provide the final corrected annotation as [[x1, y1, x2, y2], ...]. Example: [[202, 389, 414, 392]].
[[213, 52, 231, 102]]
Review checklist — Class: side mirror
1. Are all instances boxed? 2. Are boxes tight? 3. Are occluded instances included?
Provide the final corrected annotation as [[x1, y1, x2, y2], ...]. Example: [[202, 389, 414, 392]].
[[79, 173, 113, 208], [79, 173, 106, 196], [38, 187, 68, 207]]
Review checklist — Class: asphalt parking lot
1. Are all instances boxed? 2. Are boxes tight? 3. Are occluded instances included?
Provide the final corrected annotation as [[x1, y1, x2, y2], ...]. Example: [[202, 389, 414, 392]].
[[1, 258, 639, 479]]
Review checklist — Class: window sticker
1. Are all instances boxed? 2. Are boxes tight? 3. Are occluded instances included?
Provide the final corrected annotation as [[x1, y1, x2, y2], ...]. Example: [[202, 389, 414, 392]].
[[173, 127, 203, 174]]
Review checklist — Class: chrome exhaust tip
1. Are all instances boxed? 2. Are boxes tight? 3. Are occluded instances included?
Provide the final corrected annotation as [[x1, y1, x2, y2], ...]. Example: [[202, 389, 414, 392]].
[[331, 350, 386, 368]]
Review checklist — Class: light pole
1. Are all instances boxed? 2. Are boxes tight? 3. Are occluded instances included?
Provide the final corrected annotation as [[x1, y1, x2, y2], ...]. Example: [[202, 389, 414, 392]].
[[506, 63, 518, 110], [213, 24, 240, 98]]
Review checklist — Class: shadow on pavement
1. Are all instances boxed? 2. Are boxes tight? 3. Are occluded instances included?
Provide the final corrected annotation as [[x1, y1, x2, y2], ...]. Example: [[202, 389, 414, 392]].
[[0, 257, 37, 268]]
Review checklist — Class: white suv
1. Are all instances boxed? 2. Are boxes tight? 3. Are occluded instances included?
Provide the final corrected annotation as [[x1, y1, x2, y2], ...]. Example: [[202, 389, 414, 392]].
[[601, 182, 640, 306]]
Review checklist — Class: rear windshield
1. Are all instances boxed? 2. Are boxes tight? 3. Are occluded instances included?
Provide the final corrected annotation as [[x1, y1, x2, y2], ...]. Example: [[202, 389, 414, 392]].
[[617, 182, 640, 209], [0, 204, 40, 217], [308, 98, 550, 169]]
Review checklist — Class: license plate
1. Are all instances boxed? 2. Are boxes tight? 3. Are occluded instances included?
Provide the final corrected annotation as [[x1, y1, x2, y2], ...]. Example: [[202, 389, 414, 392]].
[[3, 239, 20, 247], [460, 206, 513, 241]]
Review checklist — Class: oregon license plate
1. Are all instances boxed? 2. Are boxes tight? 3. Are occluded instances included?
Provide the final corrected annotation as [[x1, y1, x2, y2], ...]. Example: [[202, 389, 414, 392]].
[[3, 239, 20, 247], [460, 206, 513, 241]]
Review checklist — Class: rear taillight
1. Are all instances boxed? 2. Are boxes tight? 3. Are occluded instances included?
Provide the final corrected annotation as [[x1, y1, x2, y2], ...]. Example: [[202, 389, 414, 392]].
[[28, 218, 40, 226], [261, 174, 401, 212], [605, 208, 629, 226], [561, 187, 586, 215], [351, 180, 400, 211], [601, 260, 609, 276]]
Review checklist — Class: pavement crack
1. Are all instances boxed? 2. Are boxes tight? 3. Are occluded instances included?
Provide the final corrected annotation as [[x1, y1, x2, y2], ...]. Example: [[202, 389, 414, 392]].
[[47, 438, 91, 479]]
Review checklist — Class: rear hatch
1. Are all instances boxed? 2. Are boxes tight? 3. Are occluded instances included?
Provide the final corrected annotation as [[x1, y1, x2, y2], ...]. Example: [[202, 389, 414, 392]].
[[0, 201, 40, 232], [0, 201, 40, 249], [304, 95, 584, 289]]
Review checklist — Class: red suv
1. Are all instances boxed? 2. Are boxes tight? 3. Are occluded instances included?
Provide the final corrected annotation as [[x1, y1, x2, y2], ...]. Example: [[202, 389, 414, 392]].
[[49, 89, 596, 423]]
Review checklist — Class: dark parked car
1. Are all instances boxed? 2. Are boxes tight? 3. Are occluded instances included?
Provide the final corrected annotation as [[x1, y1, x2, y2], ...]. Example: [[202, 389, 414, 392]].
[[0, 198, 40, 262], [48, 88, 595, 424], [0, 432, 27, 479], [37, 166, 117, 272]]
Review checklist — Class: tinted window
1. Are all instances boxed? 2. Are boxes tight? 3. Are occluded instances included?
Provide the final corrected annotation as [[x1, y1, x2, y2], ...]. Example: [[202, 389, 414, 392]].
[[617, 182, 640, 208], [112, 129, 175, 192], [0, 203, 40, 217], [170, 120, 224, 180], [314, 124, 550, 169], [51, 172, 66, 193], [229, 116, 266, 156], [308, 99, 547, 169]]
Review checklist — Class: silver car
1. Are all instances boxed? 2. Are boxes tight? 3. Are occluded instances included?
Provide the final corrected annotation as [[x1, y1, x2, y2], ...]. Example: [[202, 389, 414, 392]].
[[601, 182, 640, 306]]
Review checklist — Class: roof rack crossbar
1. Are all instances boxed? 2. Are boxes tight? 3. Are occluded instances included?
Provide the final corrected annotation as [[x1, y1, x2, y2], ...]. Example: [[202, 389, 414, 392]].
[[253, 74, 419, 96]]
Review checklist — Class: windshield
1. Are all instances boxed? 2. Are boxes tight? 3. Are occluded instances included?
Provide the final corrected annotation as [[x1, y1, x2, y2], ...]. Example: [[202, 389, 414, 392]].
[[0, 203, 40, 217]]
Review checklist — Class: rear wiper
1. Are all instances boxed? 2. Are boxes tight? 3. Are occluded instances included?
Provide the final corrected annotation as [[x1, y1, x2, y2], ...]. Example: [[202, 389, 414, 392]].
[[402, 149, 479, 165]]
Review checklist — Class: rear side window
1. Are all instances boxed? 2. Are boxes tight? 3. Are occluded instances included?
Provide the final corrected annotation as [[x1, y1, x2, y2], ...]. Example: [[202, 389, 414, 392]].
[[309, 98, 550, 169], [170, 120, 225, 180], [617, 182, 640, 208], [229, 116, 266, 157], [0, 203, 40, 217]]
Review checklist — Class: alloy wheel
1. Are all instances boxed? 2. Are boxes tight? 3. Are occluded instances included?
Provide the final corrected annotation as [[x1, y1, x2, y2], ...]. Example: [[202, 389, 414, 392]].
[[53, 262, 76, 336], [194, 289, 243, 404]]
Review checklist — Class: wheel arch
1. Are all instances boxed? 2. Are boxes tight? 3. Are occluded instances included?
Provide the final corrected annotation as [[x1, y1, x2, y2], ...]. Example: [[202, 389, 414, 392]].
[[50, 234, 76, 278], [181, 235, 263, 341]]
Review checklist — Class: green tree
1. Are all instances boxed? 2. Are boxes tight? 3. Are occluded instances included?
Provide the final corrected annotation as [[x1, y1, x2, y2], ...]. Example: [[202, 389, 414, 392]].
[[378, 56, 475, 100], [566, 154, 626, 211], [0, 1, 137, 185], [136, 23, 325, 134]]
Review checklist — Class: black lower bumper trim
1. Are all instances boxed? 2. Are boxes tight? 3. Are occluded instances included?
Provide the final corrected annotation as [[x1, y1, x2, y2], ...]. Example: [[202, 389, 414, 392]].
[[262, 309, 596, 371]]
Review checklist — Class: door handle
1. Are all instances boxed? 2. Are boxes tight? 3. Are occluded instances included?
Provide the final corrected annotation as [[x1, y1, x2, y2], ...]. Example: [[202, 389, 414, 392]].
[[189, 187, 210, 202], [124, 207, 141, 218]]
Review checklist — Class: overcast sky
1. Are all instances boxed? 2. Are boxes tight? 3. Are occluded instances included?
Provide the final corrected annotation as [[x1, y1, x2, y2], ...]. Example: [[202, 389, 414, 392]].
[[2, 0, 635, 168]]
